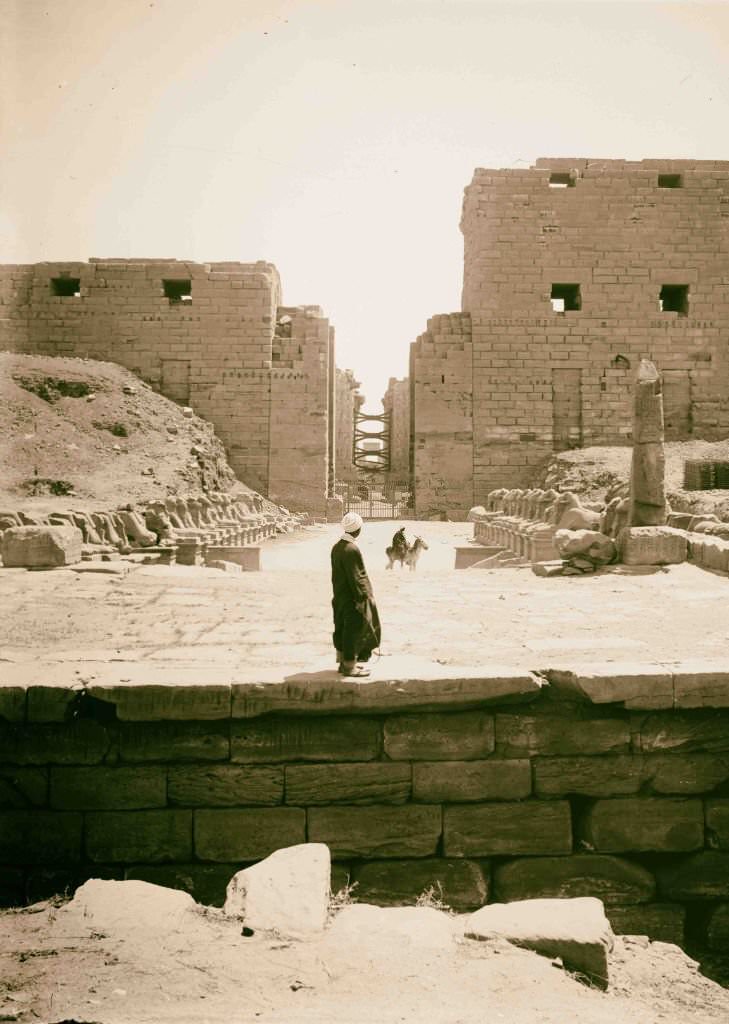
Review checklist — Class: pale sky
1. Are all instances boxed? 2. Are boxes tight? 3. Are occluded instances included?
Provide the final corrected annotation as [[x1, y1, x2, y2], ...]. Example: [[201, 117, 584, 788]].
[[3, 0, 729, 407]]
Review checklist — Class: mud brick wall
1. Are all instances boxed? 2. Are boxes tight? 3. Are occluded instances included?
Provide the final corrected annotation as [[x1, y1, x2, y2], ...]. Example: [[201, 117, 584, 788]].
[[269, 306, 332, 511], [0, 260, 333, 514], [409, 314, 474, 516], [382, 377, 410, 480], [458, 158, 729, 503], [3, 676, 729, 952]]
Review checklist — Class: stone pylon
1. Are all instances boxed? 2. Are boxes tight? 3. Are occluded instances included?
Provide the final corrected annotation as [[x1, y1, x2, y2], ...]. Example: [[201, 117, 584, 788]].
[[628, 359, 667, 526]]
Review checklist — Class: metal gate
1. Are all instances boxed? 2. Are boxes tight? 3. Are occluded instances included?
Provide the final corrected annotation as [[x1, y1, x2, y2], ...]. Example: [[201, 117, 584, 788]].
[[336, 477, 414, 520]]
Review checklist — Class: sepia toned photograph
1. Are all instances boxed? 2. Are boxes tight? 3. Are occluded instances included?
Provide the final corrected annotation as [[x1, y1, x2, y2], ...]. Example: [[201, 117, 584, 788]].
[[2, 1, 729, 1021]]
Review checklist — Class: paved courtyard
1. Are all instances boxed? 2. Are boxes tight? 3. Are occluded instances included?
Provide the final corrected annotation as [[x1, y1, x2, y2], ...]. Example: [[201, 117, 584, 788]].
[[0, 521, 728, 688]]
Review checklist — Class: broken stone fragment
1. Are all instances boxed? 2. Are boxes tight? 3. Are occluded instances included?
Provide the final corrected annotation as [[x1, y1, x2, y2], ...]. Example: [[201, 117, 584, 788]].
[[465, 896, 613, 988], [1, 524, 83, 567], [224, 843, 331, 938], [554, 529, 617, 566]]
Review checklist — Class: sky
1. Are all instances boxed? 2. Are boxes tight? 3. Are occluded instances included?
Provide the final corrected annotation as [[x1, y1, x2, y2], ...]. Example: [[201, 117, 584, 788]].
[[3, 0, 729, 408]]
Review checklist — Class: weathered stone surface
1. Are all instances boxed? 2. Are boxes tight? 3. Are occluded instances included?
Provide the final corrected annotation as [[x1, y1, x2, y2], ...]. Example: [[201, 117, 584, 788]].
[[69, 879, 195, 935], [635, 710, 729, 753], [125, 862, 243, 907], [554, 529, 617, 566], [194, 808, 306, 861], [384, 712, 494, 761], [656, 851, 729, 900], [352, 858, 488, 911], [231, 716, 380, 763], [493, 855, 655, 906], [231, 664, 542, 717], [168, 765, 284, 806], [1, 525, 83, 567], [628, 360, 666, 528], [50, 766, 166, 809], [89, 683, 232, 721], [224, 843, 330, 937], [0, 810, 82, 863], [672, 665, 729, 709], [120, 721, 230, 762], [706, 799, 729, 849], [545, 665, 673, 710], [328, 903, 456, 951], [26, 685, 79, 722], [413, 760, 531, 802], [531, 560, 564, 577], [466, 897, 613, 987], [495, 714, 629, 757], [534, 755, 643, 797], [706, 902, 729, 951], [607, 903, 685, 945], [285, 763, 410, 805], [86, 810, 192, 863], [0, 687, 25, 723], [308, 805, 442, 858], [618, 526, 687, 565], [580, 797, 704, 853], [0, 766, 47, 808], [0, 720, 112, 765], [643, 752, 729, 793], [444, 801, 571, 857]]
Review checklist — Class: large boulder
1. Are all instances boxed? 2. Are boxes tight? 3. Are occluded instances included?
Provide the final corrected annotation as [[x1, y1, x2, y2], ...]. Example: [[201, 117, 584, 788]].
[[465, 896, 614, 988], [224, 842, 330, 938], [66, 878, 197, 936], [554, 529, 617, 567], [1, 524, 83, 567]]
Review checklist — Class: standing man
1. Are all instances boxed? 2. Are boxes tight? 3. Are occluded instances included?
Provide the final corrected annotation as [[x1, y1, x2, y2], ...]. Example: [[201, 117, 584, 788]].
[[331, 512, 381, 677]]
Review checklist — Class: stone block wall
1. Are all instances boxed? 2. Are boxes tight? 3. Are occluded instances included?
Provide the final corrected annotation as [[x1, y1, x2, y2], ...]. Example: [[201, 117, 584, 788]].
[[382, 376, 410, 480], [3, 674, 729, 950], [409, 314, 473, 516], [0, 260, 335, 514]]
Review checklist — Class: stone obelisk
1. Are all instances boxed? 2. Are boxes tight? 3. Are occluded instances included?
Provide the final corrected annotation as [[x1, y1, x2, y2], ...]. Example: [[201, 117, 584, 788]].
[[628, 359, 667, 526]]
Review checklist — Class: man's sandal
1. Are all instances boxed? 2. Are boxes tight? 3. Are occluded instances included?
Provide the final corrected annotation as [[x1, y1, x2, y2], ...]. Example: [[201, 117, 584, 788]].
[[338, 666, 371, 678]]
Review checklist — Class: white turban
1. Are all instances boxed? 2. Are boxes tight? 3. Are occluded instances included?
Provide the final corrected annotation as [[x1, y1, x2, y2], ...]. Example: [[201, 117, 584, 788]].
[[341, 512, 363, 534]]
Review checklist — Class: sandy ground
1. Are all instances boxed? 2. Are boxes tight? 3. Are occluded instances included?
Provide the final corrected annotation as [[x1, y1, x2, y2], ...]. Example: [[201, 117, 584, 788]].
[[1, 520, 729, 679], [2, 888, 729, 1024]]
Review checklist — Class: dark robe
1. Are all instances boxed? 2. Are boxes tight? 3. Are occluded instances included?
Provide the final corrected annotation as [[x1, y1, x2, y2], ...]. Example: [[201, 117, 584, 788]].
[[331, 535, 382, 662]]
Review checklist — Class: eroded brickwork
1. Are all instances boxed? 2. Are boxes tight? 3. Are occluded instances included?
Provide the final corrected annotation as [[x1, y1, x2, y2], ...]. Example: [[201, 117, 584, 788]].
[[0, 260, 334, 513], [409, 314, 473, 516], [382, 377, 410, 481], [409, 158, 729, 511]]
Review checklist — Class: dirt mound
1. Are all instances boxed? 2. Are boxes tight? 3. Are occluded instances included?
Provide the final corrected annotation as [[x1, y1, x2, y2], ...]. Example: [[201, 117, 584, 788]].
[[537, 441, 729, 518], [0, 352, 263, 512]]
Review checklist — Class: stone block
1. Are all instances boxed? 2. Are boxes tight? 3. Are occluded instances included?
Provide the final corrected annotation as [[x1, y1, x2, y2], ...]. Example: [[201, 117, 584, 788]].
[[706, 799, 729, 849], [168, 765, 284, 806], [26, 685, 79, 722], [285, 763, 410, 805], [0, 687, 25, 723], [465, 897, 613, 988], [195, 808, 306, 861], [1, 525, 83, 567], [50, 766, 167, 810], [672, 665, 729, 709], [455, 546, 501, 569], [643, 752, 729, 794], [384, 712, 494, 761], [635, 711, 729, 753], [231, 716, 380, 763], [706, 903, 729, 951], [120, 721, 230, 762], [618, 526, 687, 565], [0, 811, 82, 864], [607, 903, 685, 945], [90, 683, 232, 721], [493, 855, 655, 906], [85, 810, 193, 863], [545, 665, 673, 709], [495, 714, 630, 757], [444, 801, 572, 857], [534, 755, 643, 797], [413, 760, 531, 802], [531, 560, 564, 577], [580, 797, 704, 853], [352, 857, 488, 911], [0, 766, 48, 808], [125, 862, 241, 907], [656, 852, 729, 900], [308, 805, 442, 858], [0, 720, 113, 765], [205, 546, 261, 571]]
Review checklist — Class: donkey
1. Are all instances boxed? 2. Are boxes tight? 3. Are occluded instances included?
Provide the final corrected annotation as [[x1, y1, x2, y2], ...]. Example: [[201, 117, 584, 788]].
[[403, 535, 429, 571]]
